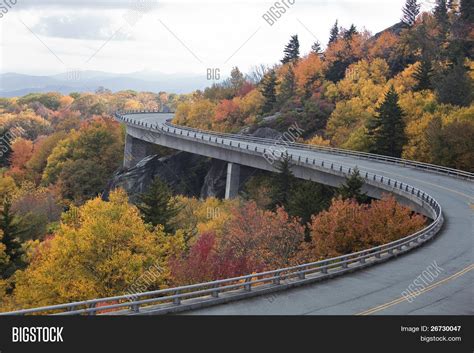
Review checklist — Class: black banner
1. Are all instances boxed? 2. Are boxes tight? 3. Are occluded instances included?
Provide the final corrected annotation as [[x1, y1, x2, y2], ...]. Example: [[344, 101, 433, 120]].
[[0, 316, 472, 353]]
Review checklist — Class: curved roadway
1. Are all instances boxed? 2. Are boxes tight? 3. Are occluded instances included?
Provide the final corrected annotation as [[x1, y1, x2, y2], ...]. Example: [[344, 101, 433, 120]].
[[126, 112, 473, 315]]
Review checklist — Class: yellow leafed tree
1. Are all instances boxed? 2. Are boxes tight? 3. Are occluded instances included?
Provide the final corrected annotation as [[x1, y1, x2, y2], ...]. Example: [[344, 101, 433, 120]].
[[4, 189, 184, 311]]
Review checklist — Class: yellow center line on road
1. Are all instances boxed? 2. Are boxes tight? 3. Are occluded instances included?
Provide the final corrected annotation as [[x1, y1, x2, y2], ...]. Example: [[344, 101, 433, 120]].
[[356, 264, 474, 315], [310, 154, 472, 200], [356, 166, 473, 201]]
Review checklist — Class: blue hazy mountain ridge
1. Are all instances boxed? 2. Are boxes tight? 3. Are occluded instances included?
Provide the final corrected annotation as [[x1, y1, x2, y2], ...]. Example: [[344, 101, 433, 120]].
[[0, 70, 210, 96]]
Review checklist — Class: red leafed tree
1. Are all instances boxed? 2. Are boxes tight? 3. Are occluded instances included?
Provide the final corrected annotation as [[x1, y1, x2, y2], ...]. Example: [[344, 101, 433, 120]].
[[169, 232, 217, 284], [220, 201, 305, 270], [169, 231, 258, 285], [238, 82, 255, 97], [214, 99, 240, 123], [170, 201, 306, 285]]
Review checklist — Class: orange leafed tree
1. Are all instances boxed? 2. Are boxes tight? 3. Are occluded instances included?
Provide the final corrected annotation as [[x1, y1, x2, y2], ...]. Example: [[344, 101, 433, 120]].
[[294, 53, 325, 92], [8, 138, 35, 182], [368, 32, 400, 61], [299, 196, 426, 261]]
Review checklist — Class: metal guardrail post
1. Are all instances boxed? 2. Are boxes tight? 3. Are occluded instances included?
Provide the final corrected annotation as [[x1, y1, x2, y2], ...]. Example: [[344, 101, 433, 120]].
[[273, 272, 281, 285], [131, 303, 140, 313], [211, 285, 219, 298], [321, 263, 328, 274], [244, 278, 251, 291], [298, 269, 306, 279], [173, 291, 181, 305], [87, 303, 97, 316]]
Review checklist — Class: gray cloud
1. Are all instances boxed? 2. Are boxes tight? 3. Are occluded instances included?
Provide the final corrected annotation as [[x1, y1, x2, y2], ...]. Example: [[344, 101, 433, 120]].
[[31, 14, 126, 40], [18, 0, 159, 10]]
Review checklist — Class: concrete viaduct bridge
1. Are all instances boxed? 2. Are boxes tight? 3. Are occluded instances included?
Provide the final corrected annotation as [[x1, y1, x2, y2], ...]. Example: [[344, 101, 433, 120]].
[[2, 111, 473, 316]]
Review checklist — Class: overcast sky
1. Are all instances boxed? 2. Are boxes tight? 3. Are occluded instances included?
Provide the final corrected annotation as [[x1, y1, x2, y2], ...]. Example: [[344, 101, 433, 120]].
[[0, 0, 435, 77]]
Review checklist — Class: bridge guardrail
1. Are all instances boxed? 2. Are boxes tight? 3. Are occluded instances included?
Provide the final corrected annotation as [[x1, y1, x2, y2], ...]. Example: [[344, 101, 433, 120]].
[[116, 110, 473, 180], [0, 111, 447, 316]]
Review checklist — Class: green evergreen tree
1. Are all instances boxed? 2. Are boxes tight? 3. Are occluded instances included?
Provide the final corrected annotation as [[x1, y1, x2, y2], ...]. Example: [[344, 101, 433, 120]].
[[277, 66, 296, 107], [434, 60, 473, 107], [136, 177, 179, 233], [311, 40, 323, 56], [401, 0, 421, 26], [269, 153, 295, 211], [434, 0, 450, 38], [344, 24, 358, 41], [413, 58, 434, 91], [328, 20, 339, 45], [367, 86, 407, 158], [260, 69, 277, 114], [0, 197, 25, 279], [337, 167, 368, 204], [459, 0, 473, 24], [281, 35, 300, 64], [303, 74, 319, 100], [288, 181, 334, 241]]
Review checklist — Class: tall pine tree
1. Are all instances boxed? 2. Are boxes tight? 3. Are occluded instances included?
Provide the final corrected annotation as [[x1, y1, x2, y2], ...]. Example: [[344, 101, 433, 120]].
[[269, 153, 295, 211], [401, 0, 421, 26], [0, 197, 25, 279], [338, 167, 368, 204], [413, 58, 434, 91], [311, 40, 323, 56], [277, 66, 296, 107], [328, 20, 339, 45], [434, 0, 450, 38], [281, 35, 300, 64], [136, 177, 179, 233], [459, 0, 473, 24], [288, 180, 334, 242], [435, 60, 473, 107], [260, 69, 277, 114], [344, 24, 358, 41], [367, 86, 407, 157]]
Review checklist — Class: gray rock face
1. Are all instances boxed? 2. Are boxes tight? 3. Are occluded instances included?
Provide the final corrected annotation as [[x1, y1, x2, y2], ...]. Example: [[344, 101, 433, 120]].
[[107, 126, 282, 201], [249, 127, 282, 140], [105, 151, 211, 202], [200, 159, 227, 199]]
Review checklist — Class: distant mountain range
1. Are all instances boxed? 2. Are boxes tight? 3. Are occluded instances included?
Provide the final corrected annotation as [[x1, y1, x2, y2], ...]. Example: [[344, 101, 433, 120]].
[[0, 70, 212, 97], [0, 22, 406, 99]]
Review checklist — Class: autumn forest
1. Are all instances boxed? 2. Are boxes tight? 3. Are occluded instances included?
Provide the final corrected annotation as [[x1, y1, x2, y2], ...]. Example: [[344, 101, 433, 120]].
[[0, 0, 472, 311]]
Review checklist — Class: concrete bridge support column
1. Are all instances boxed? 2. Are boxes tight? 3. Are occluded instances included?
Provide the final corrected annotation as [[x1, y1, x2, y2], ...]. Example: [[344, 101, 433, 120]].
[[225, 163, 241, 199], [124, 133, 155, 168]]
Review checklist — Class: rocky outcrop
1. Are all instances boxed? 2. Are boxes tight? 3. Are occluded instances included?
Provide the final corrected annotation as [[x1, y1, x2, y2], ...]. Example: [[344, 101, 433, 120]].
[[107, 126, 282, 201], [105, 152, 211, 202], [248, 127, 282, 140], [200, 159, 227, 199]]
